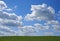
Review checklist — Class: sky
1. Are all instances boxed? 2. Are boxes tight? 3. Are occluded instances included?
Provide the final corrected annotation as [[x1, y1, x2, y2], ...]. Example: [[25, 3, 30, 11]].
[[0, 0, 60, 36]]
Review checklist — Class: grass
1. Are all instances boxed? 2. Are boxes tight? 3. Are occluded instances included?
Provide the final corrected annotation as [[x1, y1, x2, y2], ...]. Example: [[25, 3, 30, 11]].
[[0, 36, 60, 41]]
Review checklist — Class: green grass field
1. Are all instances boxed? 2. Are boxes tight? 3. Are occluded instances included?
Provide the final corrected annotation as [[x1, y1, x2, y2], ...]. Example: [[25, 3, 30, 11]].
[[0, 36, 60, 41]]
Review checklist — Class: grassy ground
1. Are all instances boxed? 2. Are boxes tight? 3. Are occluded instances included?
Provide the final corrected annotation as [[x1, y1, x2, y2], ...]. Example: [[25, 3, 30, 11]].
[[0, 36, 60, 41]]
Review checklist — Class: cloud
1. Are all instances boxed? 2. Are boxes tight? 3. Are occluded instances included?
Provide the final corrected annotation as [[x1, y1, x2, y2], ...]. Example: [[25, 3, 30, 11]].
[[44, 32, 53, 36], [24, 3, 60, 36], [53, 25, 60, 32], [25, 3, 55, 21], [0, 25, 17, 36], [45, 20, 60, 32], [0, 0, 60, 36], [0, 1, 22, 36], [18, 26, 38, 36], [0, 1, 7, 11], [34, 23, 49, 30], [0, 19, 22, 27], [51, 21, 60, 32], [18, 23, 50, 36], [0, 11, 22, 21], [21, 26, 37, 33], [5, 8, 13, 11], [45, 20, 59, 25]]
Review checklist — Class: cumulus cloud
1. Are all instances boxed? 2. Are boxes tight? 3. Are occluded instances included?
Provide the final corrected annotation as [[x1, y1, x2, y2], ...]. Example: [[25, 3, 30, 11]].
[[0, 1, 22, 36], [53, 25, 60, 32], [0, 0, 60, 36], [24, 2, 60, 35], [0, 18, 22, 27], [0, 11, 22, 21], [0, 1, 7, 11], [18, 26, 38, 36], [24, 3, 60, 35], [25, 3, 55, 21], [34, 23, 49, 30], [20, 26, 36, 33], [51, 22, 60, 32], [44, 20, 60, 32], [0, 25, 18, 36], [18, 23, 50, 36]]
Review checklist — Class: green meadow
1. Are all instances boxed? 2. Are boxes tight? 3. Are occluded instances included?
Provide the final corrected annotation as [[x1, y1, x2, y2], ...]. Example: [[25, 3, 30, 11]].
[[0, 36, 60, 41]]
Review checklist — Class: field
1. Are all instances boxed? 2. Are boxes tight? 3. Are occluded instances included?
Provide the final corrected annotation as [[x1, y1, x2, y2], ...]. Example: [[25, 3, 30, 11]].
[[0, 36, 60, 41]]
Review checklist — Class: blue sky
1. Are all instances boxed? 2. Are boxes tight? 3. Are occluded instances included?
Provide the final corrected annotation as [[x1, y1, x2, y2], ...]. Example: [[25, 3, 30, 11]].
[[0, 0, 60, 36], [3, 0, 60, 24], [3, 0, 60, 16]]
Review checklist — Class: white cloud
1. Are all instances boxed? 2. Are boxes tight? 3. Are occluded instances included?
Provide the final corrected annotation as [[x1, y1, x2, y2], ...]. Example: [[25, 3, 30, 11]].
[[24, 3, 60, 35], [52, 24, 60, 32], [44, 32, 53, 36], [45, 20, 59, 25], [5, 8, 13, 11], [0, 25, 17, 36], [0, 0, 60, 36], [0, 11, 22, 21], [18, 26, 38, 36], [0, 1, 7, 11], [0, 1, 22, 36], [50, 20, 60, 32], [25, 3, 55, 21], [34, 23, 49, 30], [44, 20, 60, 32], [0, 19, 22, 27], [18, 23, 50, 36], [21, 26, 37, 33]]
